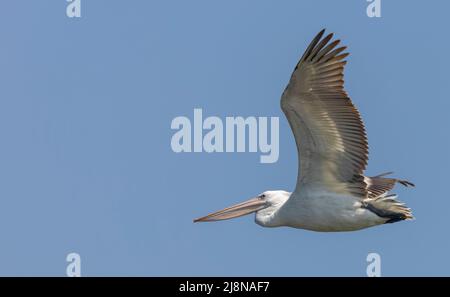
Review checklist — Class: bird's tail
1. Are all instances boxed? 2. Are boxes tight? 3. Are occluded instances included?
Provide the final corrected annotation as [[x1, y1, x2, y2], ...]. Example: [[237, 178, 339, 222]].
[[364, 195, 413, 223], [363, 172, 414, 223]]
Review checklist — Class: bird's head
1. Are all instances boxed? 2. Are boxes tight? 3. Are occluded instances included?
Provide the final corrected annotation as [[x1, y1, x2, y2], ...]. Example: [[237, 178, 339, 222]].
[[193, 190, 290, 227]]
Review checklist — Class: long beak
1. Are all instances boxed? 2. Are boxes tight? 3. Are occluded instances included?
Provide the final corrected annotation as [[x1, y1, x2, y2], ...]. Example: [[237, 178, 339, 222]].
[[194, 197, 267, 223]]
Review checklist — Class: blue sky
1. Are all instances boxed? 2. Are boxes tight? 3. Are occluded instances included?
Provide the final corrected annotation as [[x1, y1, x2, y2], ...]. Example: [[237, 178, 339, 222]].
[[0, 0, 449, 276]]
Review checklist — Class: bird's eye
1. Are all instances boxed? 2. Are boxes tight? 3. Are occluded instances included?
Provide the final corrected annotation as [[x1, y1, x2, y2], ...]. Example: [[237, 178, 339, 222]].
[[259, 194, 266, 199]]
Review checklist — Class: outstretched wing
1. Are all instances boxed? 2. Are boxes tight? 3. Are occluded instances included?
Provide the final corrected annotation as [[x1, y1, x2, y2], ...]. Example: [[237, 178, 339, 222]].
[[281, 29, 369, 197], [365, 172, 415, 198]]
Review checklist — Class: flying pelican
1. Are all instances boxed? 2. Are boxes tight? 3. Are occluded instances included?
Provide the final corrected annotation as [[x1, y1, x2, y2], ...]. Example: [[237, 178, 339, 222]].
[[194, 29, 414, 232]]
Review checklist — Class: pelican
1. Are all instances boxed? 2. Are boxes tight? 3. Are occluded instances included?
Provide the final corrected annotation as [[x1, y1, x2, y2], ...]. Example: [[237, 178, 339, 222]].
[[194, 29, 414, 232]]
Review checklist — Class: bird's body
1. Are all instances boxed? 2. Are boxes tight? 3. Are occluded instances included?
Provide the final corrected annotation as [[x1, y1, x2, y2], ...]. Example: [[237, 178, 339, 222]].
[[194, 29, 415, 232], [254, 190, 385, 231]]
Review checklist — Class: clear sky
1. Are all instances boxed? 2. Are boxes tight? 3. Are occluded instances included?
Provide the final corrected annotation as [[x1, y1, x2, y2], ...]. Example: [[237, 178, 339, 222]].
[[0, 0, 449, 276]]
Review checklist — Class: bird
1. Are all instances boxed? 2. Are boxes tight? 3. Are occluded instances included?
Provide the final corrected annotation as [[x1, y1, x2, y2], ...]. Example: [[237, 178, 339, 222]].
[[193, 29, 415, 232]]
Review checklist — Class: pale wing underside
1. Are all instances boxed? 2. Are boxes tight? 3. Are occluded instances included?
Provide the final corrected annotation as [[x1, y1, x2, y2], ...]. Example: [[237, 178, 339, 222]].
[[281, 29, 369, 198]]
